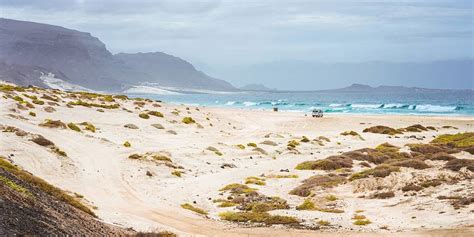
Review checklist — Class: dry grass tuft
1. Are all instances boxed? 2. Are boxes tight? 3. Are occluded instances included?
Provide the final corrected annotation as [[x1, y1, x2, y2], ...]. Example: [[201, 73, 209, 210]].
[[295, 155, 352, 170], [289, 174, 345, 197], [181, 203, 207, 215], [182, 117, 196, 124], [39, 119, 67, 129], [67, 122, 81, 132], [363, 125, 402, 135], [219, 211, 299, 225]]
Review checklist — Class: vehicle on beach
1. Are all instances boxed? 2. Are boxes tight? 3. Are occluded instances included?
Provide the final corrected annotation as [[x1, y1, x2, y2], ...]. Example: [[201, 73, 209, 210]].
[[312, 109, 323, 117]]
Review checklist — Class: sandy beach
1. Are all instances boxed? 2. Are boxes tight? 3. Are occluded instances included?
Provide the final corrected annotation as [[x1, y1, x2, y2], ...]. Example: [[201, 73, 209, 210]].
[[1, 84, 473, 236]]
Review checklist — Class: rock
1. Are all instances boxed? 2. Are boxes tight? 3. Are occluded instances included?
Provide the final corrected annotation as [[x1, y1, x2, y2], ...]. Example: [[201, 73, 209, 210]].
[[124, 124, 139, 129], [146, 171, 153, 177], [166, 130, 177, 135], [220, 163, 237, 169], [44, 106, 56, 113], [151, 123, 164, 129], [280, 169, 290, 172]]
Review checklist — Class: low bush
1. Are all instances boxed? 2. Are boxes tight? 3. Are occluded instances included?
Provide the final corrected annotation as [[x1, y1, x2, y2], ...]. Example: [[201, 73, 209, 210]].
[[67, 122, 81, 132], [444, 159, 474, 172], [219, 183, 256, 194], [123, 141, 131, 147], [349, 165, 399, 181], [39, 119, 66, 129], [68, 100, 119, 109], [341, 131, 360, 136], [236, 144, 245, 149], [295, 156, 352, 170], [182, 117, 195, 124], [151, 123, 165, 129], [32, 99, 45, 105], [181, 203, 207, 215], [79, 122, 96, 132], [363, 125, 401, 135], [148, 111, 164, 117], [371, 191, 395, 199], [431, 132, 474, 148], [289, 175, 345, 197], [29, 111, 36, 117], [296, 199, 315, 210], [260, 140, 277, 146], [139, 113, 150, 119], [353, 219, 371, 225], [245, 176, 266, 186], [247, 142, 257, 147], [219, 211, 299, 225]]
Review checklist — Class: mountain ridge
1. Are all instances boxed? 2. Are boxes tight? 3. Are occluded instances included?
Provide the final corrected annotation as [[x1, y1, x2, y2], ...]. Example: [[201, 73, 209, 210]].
[[0, 18, 235, 92]]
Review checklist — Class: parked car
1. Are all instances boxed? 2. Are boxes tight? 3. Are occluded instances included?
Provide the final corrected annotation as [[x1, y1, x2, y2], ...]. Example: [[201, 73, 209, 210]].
[[312, 109, 323, 117]]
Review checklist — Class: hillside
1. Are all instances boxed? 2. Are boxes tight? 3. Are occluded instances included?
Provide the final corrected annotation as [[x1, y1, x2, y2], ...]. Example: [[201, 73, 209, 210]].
[[0, 18, 235, 92], [0, 156, 132, 235]]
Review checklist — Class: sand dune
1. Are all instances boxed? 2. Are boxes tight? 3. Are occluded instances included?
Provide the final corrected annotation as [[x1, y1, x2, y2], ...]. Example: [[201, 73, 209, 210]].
[[1, 83, 473, 236]]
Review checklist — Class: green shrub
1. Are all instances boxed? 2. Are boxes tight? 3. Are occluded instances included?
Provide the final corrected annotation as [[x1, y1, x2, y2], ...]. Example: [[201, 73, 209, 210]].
[[172, 170, 182, 177], [181, 203, 207, 215], [341, 131, 360, 136], [32, 99, 45, 105], [218, 201, 238, 207], [353, 219, 371, 225], [245, 176, 266, 186], [182, 117, 195, 124], [349, 165, 399, 181], [296, 199, 315, 210], [295, 156, 352, 170], [123, 141, 131, 147], [219, 211, 299, 225], [219, 183, 256, 194], [247, 142, 257, 147], [431, 133, 474, 148], [0, 84, 25, 92], [363, 125, 402, 135], [12, 95, 24, 102], [39, 119, 67, 129], [67, 123, 81, 132], [0, 175, 32, 197], [236, 144, 245, 149], [29, 111, 36, 117], [79, 122, 96, 132], [68, 100, 119, 109], [139, 113, 150, 119], [317, 220, 330, 226], [148, 111, 164, 117]]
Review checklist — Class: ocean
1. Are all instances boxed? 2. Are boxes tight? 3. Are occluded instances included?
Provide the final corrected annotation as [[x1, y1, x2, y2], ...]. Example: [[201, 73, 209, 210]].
[[130, 90, 474, 116]]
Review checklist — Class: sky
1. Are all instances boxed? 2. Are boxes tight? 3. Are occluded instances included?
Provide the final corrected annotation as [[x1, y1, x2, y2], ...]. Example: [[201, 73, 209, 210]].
[[1, 0, 473, 89]]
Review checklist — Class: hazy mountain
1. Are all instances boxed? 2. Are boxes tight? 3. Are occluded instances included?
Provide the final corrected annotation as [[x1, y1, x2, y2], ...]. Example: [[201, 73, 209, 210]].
[[323, 83, 472, 93], [0, 18, 235, 91], [214, 59, 473, 90], [115, 52, 234, 91], [239, 83, 274, 91]]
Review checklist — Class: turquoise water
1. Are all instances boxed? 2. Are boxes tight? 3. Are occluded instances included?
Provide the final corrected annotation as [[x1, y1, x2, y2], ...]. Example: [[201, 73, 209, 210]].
[[130, 90, 474, 116]]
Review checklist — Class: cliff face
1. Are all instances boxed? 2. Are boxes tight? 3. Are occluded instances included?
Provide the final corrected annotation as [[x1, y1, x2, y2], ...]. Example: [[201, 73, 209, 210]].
[[0, 18, 235, 91]]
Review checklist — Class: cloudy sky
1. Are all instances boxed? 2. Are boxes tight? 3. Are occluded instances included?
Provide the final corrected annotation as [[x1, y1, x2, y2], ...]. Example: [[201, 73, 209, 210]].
[[1, 0, 472, 89]]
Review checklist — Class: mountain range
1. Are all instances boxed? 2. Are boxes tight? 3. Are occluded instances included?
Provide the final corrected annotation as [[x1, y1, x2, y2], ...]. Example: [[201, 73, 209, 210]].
[[0, 18, 235, 92], [0, 18, 471, 93]]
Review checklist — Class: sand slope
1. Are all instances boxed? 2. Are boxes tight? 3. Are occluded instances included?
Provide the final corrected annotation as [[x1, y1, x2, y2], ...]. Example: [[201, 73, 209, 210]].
[[1, 83, 473, 236]]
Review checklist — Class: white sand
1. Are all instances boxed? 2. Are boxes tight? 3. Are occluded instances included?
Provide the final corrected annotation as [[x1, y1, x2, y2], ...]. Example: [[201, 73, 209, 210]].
[[1, 86, 473, 236]]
